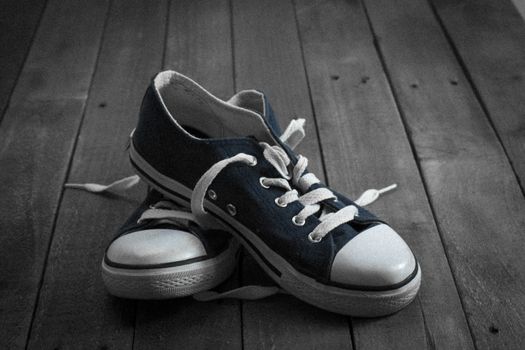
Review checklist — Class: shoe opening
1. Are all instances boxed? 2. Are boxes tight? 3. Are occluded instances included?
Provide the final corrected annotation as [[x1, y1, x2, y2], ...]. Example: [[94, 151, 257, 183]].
[[153, 70, 276, 143]]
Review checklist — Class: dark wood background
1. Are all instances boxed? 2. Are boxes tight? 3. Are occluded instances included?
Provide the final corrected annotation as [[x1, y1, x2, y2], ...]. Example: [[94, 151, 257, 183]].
[[1, 0, 524, 349]]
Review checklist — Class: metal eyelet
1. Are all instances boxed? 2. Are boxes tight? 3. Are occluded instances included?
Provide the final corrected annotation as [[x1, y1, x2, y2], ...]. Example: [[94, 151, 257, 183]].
[[308, 233, 322, 243], [274, 197, 287, 207], [259, 177, 270, 189], [292, 215, 305, 226], [226, 204, 237, 216], [249, 157, 258, 166], [208, 189, 217, 200]]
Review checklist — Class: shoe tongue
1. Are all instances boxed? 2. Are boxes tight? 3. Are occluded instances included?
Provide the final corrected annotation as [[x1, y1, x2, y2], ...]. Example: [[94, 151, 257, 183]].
[[227, 90, 283, 136]]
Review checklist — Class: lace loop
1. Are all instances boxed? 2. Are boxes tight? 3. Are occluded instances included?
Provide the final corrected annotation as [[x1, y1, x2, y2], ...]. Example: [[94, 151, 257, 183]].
[[262, 143, 291, 179]]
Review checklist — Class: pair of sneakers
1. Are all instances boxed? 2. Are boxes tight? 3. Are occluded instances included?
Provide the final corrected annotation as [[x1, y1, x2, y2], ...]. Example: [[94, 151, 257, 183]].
[[89, 71, 420, 317]]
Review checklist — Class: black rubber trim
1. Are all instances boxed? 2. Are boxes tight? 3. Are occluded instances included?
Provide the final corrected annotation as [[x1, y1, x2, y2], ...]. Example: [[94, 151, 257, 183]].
[[131, 157, 420, 291], [104, 253, 210, 270], [330, 259, 419, 291]]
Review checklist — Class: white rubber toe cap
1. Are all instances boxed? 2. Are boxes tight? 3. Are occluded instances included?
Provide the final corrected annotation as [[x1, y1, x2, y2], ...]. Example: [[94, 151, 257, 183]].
[[330, 224, 416, 288], [106, 229, 206, 266]]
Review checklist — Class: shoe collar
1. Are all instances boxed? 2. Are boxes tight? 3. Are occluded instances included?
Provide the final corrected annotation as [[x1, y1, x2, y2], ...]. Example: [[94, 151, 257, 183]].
[[152, 70, 285, 147]]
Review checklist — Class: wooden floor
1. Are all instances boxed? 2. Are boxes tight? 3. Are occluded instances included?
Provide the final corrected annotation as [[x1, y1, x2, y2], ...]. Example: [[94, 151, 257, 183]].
[[1, 0, 524, 349]]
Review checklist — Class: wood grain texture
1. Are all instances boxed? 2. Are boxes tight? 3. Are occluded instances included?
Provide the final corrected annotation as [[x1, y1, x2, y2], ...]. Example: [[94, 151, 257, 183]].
[[0, 0, 109, 348], [133, 1, 242, 349], [0, 0, 46, 119], [25, 0, 168, 348], [430, 0, 525, 191], [294, 0, 474, 349], [232, 0, 353, 349], [241, 255, 353, 350], [362, 0, 525, 348], [232, 0, 324, 176], [1, 1, 523, 349], [163, 0, 234, 99]]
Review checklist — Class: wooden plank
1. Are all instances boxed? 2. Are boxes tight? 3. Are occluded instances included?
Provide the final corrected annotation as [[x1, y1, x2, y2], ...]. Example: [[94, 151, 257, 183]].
[[232, 0, 324, 175], [232, 0, 353, 349], [132, 1, 243, 349], [25, 0, 167, 348], [361, 0, 525, 348], [511, 0, 525, 19], [0, 0, 46, 119], [294, 0, 475, 349], [430, 0, 525, 191], [0, 0, 109, 348], [163, 0, 234, 99]]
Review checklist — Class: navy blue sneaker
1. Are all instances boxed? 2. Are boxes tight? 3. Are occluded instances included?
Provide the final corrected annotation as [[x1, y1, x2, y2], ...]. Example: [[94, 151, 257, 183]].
[[129, 71, 421, 316], [101, 189, 239, 299], [69, 108, 291, 300]]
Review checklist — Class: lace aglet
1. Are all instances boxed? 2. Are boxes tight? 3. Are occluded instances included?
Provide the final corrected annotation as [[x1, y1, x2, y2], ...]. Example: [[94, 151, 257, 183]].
[[64, 183, 89, 190], [64, 175, 140, 194], [378, 183, 397, 194]]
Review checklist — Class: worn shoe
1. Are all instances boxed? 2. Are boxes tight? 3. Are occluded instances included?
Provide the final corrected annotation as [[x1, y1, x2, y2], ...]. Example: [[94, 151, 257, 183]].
[[101, 189, 239, 299], [68, 91, 294, 300], [129, 71, 421, 316]]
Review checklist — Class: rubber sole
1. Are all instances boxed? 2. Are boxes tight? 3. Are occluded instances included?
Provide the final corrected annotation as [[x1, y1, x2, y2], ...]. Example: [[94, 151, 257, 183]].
[[101, 240, 238, 299], [130, 144, 421, 316]]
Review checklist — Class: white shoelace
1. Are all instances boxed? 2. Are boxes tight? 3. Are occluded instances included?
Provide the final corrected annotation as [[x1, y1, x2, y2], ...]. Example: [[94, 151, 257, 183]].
[[279, 118, 305, 150], [65, 175, 140, 194], [190, 141, 396, 243], [138, 200, 197, 225]]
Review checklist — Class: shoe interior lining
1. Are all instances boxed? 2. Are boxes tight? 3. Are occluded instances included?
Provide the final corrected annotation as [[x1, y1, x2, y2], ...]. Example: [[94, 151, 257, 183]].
[[154, 71, 275, 143], [227, 90, 265, 116]]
